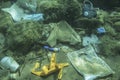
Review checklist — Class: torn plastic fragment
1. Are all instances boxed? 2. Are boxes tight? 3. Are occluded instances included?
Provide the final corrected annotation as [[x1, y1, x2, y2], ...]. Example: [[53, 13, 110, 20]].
[[82, 34, 101, 53], [82, 34, 100, 46]]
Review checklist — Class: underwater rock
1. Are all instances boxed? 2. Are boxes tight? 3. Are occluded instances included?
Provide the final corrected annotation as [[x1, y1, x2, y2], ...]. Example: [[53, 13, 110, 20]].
[[0, 69, 9, 80], [0, 33, 5, 53], [74, 18, 102, 34], [0, 12, 14, 34], [113, 21, 120, 32], [37, 0, 82, 24], [104, 23, 117, 36], [6, 22, 43, 52], [92, 0, 120, 10], [5, 20, 80, 52], [37, 0, 65, 23], [96, 10, 109, 23], [100, 35, 119, 56], [37, 0, 61, 11], [0, 1, 11, 8]]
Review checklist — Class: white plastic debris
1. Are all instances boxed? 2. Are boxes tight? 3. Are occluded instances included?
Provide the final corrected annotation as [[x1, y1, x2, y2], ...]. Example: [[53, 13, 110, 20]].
[[23, 13, 44, 21], [82, 34, 100, 46], [0, 56, 19, 72], [2, 4, 24, 22], [1, 3, 44, 22], [67, 45, 114, 80], [82, 34, 101, 53]]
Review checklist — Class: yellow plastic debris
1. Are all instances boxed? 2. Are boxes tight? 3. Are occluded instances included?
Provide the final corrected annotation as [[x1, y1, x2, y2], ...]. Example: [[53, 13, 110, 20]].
[[58, 69, 63, 80], [31, 53, 69, 80]]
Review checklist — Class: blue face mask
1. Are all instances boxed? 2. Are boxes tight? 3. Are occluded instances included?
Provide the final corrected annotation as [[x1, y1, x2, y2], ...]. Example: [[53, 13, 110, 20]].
[[83, 0, 97, 18]]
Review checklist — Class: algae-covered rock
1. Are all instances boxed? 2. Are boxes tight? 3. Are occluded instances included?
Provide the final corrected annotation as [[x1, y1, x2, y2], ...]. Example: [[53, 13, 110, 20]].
[[113, 21, 120, 32], [6, 22, 43, 52], [37, 0, 66, 22], [92, 0, 120, 10], [104, 23, 117, 36], [0, 33, 5, 53], [0, 12, 14, 34], [37, 0, 82, 24], [0, 1, 11, 8], [74, 18, 102, 34], [37, 0, 61, 11], [100, 35, 119, 56], [5, 20, 81, 52], [96, 10, 109, 24]]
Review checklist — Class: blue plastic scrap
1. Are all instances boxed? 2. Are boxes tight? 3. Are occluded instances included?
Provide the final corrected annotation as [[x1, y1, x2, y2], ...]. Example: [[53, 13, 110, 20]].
[[44, 46, 49, 49], [43, 46, 60, 52], [97, 27, 106, 34]]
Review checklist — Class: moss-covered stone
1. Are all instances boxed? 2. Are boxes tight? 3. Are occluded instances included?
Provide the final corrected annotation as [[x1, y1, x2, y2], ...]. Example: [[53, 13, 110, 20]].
[[92, 0, 120, 10], [100, 35, 119, 56], [37, 0, 82, 24], [6, 22, 43, 52], [104, 23, 117, 36], [113, 21, 120, 32], [0, 12, 14, 34]]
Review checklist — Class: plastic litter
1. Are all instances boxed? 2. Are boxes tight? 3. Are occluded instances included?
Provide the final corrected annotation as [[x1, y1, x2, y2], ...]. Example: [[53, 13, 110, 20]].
[[83, 0, 97, 18], [17, 0, 37, 12], [46, 21, 81, 46], [44, 46, 60, 52], [1, 3, 44, 22], [97, 27, 106, 34], [31, 53, 69, 80], [23, 13, 44, 21], [82, 34, 101, 53], [67, 45, 114, 80], [82, 34, 100, 46], [1, 4, 24, 22], [0, 56, 19, 72]]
